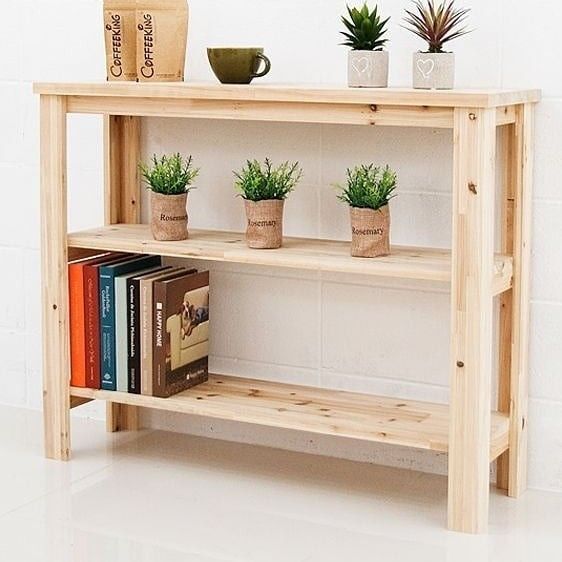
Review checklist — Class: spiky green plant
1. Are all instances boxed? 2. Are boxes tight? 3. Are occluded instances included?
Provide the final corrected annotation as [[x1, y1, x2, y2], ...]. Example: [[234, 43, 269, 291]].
[[340, 3, 390, 51], [337, 164, 397, 210], [140, 153, 199, 195], [402, 0, 471, 53], [234, 159, 302, 202]]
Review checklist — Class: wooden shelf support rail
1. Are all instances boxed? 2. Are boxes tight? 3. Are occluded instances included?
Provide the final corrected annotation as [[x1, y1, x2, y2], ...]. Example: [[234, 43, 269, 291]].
[[104, 114, 141, 433]]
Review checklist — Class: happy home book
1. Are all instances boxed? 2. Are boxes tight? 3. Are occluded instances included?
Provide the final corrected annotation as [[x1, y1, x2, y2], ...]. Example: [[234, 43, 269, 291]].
[[152, 271, 210, 398]]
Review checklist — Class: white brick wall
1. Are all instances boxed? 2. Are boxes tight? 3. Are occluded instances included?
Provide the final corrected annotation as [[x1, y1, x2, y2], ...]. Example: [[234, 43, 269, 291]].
[[2, 0, 561, 489]]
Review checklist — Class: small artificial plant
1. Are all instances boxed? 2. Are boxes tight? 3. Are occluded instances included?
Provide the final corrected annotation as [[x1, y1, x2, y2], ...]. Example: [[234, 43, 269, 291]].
[[234, 158, 303, 202], [402, 0, 471, 53], [337, 164, 397, 210], [340, 3, 390, 51], [140, 153, 200, 195]]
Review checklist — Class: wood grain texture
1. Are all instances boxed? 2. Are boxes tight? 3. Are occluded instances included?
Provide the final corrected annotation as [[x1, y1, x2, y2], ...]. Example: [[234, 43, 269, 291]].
[[497, 123, 516, 491], [71, 374, 509, 457], [448, 107, 497, 533], [40, 95, 71, 461], [504, 104, 535, 497], [68, 96, 455, 128], [103, 115, 141, 225], [33, 82, 541, 108], [67, 224, 513, 291], [104, 115, 141, 432]]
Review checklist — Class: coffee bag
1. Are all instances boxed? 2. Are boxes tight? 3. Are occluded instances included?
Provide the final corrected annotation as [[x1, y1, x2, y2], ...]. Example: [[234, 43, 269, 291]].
[[136, 0, 188, 82], [103, 0, 137, 81]]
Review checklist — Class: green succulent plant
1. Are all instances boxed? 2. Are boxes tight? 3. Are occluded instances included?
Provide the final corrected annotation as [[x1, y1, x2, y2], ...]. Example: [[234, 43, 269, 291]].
[[337, 164, 397, 210], [402, 0, 471, 53], [340, 3, 390, 51], [140, 153, 200, 195], [234, 158, 302, 202]]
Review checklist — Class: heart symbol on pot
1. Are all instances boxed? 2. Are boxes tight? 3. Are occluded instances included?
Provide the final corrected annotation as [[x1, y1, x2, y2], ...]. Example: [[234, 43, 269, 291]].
[[417, 58, 435, 79], [352, 57, 371, 75]]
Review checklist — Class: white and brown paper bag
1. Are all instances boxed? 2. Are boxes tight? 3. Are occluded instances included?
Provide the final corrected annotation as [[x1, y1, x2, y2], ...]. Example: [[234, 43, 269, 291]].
[[103, 0, 137, 81], [136, 0, 189, 82]]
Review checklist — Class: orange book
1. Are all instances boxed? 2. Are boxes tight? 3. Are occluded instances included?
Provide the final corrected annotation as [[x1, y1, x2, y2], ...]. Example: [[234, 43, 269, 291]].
[[69, 262, 87, 387]]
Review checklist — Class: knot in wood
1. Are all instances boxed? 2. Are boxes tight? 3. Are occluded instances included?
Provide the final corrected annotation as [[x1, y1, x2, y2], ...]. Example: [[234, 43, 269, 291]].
[[468, 182, 478, 194], [469, 113, 477, 121], [456, 361, 465, 368], [370, 104, 378, 112]]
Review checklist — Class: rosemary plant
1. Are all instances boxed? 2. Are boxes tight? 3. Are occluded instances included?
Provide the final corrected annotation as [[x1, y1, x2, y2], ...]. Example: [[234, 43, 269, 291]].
[[140, 153, 200, 195], [234, 158, 302, 201], [337, 164, 397, 210]]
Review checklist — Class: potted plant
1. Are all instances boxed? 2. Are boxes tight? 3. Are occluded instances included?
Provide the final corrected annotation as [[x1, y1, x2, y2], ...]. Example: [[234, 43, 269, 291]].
[[403, 0, 471, 90], [340, 3, 390, 88], [140, 153, 200, 241], [234, 158, 302, 249], [337, 164, 397, 258]]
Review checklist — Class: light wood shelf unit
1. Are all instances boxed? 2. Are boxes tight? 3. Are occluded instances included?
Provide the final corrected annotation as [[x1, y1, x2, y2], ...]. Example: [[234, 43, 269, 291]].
[[35, 82, 540, 534]]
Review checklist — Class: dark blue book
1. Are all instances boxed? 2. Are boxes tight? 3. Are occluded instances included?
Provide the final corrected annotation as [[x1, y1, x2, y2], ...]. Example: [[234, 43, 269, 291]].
[[99, 255, 161, 390]]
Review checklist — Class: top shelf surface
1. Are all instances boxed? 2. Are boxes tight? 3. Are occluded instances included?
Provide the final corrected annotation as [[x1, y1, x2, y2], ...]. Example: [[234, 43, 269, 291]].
[[34, 81, 540, 108]]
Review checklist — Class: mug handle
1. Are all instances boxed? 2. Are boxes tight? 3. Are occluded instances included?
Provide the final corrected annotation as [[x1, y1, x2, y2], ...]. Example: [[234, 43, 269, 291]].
[[251, 53, 271, 79]]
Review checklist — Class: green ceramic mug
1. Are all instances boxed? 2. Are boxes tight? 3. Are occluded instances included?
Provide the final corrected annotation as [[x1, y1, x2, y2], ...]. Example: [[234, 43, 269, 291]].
[[207, 47, 272, 84]]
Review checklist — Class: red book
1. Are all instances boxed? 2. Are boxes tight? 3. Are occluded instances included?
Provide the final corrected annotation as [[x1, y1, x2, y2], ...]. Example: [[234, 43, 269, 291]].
[[82, 253, 130, 388]]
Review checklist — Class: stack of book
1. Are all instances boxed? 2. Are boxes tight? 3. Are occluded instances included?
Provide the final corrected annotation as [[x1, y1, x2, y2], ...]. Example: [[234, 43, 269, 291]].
[[69, 253, 210, 398]]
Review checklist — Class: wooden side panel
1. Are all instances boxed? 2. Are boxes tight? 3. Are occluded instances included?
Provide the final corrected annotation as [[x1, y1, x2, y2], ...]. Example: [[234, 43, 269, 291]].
[[504, 104, 535, 496], [448, 107, 497, 533], [497, 123, 516, 491], [104, 114, 141, 432], [41, 95, 71, 460]]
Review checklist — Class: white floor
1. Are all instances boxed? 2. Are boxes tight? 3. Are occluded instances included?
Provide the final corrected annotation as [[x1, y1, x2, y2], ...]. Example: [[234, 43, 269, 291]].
[[0, 406, 561, 562]]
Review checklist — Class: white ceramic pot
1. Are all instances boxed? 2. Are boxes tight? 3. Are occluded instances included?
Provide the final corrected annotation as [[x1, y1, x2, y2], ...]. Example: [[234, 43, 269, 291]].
[[412, 52, 455, 90], [348, 50, 389, 88]]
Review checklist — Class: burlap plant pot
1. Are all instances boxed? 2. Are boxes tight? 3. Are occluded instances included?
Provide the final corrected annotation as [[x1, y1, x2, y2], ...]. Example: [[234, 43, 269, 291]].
[[150, 192, 188, 241], [350, 205, 390, 258], [244, 199, 284, 249]]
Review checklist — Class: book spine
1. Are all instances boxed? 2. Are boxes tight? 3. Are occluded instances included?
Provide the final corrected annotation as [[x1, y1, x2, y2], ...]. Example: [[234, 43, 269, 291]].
[[127, 278, 142, 394], [140, 279, 153, 396], [99, 268, 116, 391], [115, 277, 129, 392], [84, 266, 101, 389], [69, 264, 86, 387], [152, 281, 167, 398]]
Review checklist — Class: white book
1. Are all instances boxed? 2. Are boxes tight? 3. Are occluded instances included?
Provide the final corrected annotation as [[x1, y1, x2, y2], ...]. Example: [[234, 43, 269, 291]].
[[115, 276, 129, 392]]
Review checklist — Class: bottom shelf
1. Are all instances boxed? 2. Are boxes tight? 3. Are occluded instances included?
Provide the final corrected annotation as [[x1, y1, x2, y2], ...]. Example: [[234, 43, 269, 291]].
[[71, 374, 509, 460]]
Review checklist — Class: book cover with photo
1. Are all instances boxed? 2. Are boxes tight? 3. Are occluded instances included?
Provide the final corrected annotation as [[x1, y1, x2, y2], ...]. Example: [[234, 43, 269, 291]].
[[140, 267, 195, 396], [153, 271, 210, 398]]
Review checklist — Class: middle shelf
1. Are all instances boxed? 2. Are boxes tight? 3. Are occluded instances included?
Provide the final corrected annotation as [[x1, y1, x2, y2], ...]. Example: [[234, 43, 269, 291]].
[[69, 224, 513, 291]]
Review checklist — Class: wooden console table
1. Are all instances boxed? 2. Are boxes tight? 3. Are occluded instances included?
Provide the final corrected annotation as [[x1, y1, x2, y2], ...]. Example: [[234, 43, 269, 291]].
[[34, 82, 540, 533]]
